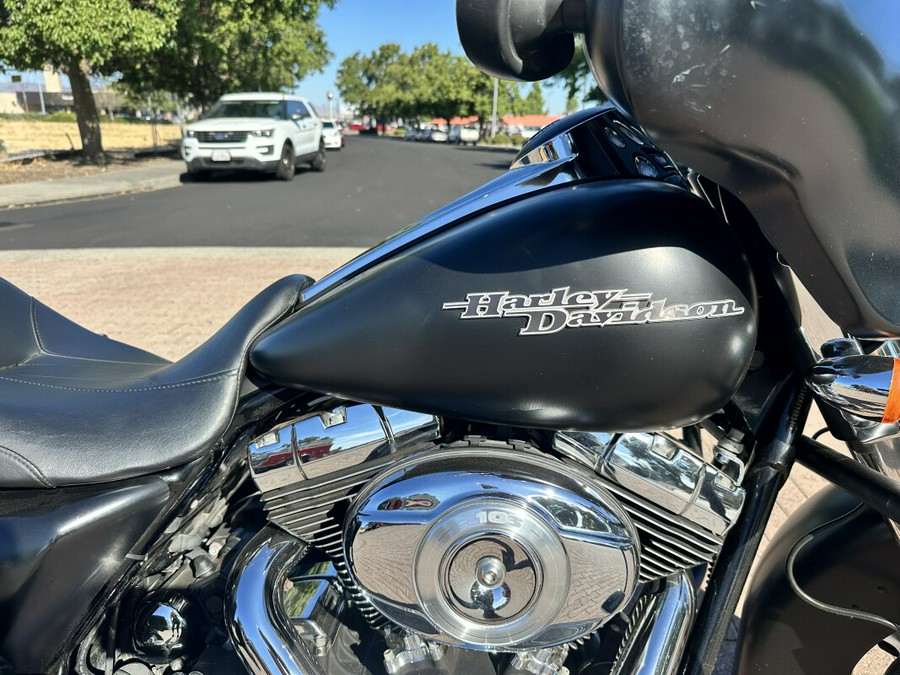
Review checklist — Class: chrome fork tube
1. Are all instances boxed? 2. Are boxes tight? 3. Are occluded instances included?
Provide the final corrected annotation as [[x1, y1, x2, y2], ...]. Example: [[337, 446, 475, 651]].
[[612, 571, 696, 675], [226, 526, 323, 675]]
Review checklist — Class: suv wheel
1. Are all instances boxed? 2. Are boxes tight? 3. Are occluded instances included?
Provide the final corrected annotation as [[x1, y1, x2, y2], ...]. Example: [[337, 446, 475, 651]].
[[311, 140, 327, 172], [276, 143, 295, 181]]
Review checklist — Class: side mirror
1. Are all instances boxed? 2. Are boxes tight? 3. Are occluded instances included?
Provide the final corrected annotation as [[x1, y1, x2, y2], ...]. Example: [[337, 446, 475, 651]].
[[456, 0, 583, 81]]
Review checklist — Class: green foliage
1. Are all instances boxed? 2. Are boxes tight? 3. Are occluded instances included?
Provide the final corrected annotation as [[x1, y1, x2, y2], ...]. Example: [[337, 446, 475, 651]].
[[0, 0, 179, 72], [117, 0, 337, 108], [338, 42, 533, 126], [337, 43, 419, 119], [0, 0, 181, 160], [520, 83, 546, 115], [480, 132, 525, 147], [551, 37, 606, 112], [45, 111, 77, 122], [114, 86, 179, 114]]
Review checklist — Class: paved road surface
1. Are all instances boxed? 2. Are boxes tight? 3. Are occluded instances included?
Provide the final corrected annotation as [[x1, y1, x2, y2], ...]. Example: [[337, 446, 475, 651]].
[[0, 136, 515, 249]]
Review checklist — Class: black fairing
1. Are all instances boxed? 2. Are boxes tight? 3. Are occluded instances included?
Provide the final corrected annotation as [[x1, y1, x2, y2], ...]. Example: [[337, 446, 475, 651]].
[[0, 477, 169, 673], [737, 486, 900, 674], [578, 0, 900, 336], [252, 179, 757, 431]]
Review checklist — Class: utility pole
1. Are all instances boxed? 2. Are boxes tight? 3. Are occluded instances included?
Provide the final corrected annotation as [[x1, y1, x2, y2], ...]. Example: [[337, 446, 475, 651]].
[[490, 77, 499, 139], [176, 97, 185, 138], [38, 82, 46, 114]]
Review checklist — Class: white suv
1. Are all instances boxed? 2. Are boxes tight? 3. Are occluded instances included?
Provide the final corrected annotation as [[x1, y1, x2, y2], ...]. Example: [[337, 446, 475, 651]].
[[182, 93, 325, 181]]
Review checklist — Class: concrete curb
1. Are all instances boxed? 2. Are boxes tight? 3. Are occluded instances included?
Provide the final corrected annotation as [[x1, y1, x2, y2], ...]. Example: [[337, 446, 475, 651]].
[[0, 162, 184, 209]]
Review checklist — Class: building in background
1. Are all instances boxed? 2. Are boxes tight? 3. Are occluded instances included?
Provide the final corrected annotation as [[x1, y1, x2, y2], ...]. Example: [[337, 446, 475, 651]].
[[0, 67, 123, 116]]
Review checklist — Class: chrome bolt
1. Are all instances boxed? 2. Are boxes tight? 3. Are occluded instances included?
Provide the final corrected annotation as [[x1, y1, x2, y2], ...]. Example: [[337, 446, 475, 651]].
[[476, 556, 505, 588]]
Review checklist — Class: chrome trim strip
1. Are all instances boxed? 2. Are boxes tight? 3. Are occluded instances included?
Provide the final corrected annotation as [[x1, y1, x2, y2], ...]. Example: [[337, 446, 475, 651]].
[[300, 132, 582, 305], [611, 571, 696, 675], [226, 527, 323, 675]]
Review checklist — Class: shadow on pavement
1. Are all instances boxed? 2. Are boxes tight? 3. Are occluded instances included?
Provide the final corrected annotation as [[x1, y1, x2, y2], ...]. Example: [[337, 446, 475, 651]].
[[179, 170, 300, 185]]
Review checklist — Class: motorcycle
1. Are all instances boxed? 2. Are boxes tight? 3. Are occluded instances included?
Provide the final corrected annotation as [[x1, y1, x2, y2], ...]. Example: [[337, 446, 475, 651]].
[[2, 1, 900, 673]]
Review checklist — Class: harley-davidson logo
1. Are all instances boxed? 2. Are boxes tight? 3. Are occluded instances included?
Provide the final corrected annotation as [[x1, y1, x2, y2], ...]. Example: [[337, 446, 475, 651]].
[[442, 287, 746, 336]]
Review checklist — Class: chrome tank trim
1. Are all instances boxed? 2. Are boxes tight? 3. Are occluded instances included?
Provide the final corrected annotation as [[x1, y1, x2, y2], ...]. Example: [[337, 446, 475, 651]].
[[300, 119, 589, 305], [225, 526, 323, 675], [611, 571, 696, 675]]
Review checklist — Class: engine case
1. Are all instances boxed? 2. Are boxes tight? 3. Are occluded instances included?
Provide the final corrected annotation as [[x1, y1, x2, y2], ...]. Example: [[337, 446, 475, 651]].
[[248, 404, 745, 648], [344, 446, 639, 650]]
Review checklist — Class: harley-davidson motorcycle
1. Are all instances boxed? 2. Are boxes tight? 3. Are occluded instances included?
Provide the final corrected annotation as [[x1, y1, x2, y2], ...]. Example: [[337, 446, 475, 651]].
[[2, 1, 900, 673]]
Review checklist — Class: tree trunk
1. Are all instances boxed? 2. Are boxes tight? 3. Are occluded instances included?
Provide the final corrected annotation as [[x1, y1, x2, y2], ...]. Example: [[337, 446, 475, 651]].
[[66, 60, 104, 164]]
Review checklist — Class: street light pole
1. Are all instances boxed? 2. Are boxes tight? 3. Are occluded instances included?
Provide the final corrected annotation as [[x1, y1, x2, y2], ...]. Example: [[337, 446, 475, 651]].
[[491, 77, 498, 138]]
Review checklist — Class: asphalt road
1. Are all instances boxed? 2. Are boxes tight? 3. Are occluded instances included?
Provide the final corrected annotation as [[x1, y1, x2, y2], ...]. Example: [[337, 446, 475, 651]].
[[0, 136, 515, 249]]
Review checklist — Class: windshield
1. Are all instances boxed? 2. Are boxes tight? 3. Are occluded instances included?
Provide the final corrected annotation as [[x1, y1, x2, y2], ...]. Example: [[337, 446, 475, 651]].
[[323, 121, 336, 129], [205, 100, 286, 120]]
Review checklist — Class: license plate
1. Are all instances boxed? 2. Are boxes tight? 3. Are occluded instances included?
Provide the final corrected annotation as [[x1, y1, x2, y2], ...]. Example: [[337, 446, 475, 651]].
[[211, 150, 231, 162]]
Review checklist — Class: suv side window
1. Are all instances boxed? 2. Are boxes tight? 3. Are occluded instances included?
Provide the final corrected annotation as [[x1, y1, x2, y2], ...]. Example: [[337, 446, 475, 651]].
[[288, 100, 310, 121]]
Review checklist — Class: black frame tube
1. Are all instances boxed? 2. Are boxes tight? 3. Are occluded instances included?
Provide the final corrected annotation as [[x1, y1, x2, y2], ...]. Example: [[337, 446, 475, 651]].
[[680, 377, 811, 675], [796, 435, 900, 523]]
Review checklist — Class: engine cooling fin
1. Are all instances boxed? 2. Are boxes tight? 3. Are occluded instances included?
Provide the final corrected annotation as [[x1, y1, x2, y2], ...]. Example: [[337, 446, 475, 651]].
[[249, 405, 745, 635], [262, 453, 399, 623]]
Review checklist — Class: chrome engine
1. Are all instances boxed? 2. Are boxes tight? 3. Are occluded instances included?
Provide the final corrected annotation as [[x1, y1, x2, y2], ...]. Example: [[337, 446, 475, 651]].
[[237, 403, 745, 671], [346, 445, 639, 649]]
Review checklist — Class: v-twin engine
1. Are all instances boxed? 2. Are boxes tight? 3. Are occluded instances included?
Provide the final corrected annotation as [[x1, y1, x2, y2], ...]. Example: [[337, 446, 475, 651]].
[[239, 403, 744, 666]]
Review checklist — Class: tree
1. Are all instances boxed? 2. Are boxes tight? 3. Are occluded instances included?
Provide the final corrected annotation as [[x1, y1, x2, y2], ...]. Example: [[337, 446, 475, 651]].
[[520, 82, 546, 115], [415, 45, 474, 128], [467, 71, 525, 137], [0, 0, 179, 162], [338, 42, 536, 139], [551, 37, 606, 112], [337, 44, 423, 121], [339, 43, 475, 126], [117, 0, 336, 110]]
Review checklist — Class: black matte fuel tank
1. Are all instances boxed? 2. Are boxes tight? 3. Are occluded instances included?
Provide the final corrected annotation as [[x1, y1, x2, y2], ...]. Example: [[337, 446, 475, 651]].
[[251, 179, 756, 431]]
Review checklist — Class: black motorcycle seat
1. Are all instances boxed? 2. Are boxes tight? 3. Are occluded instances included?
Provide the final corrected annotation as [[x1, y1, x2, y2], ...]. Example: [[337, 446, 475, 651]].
[[0, 274, 312, 488]]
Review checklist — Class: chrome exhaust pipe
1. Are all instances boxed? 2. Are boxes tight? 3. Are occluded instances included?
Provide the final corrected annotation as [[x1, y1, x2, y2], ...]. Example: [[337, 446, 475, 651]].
[[226, 526, 324, 675], [612, 571, 696, 675]]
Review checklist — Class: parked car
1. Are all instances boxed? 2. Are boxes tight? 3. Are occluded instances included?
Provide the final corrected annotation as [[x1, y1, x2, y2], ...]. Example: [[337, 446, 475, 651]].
[[404, 128, 419, 141], [430, 127, 449, 143], [181, 92, 326, 181], [449, 124, 480, 146], [321, 120, 344, 150]]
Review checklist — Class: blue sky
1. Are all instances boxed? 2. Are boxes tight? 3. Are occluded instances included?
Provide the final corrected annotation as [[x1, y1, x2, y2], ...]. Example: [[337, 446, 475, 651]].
[[298, 0, 570, 115]]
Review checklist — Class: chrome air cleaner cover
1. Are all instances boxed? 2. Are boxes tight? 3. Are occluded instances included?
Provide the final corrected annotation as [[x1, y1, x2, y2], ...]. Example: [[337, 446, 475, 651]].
[[343, 445, 639, 650]]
